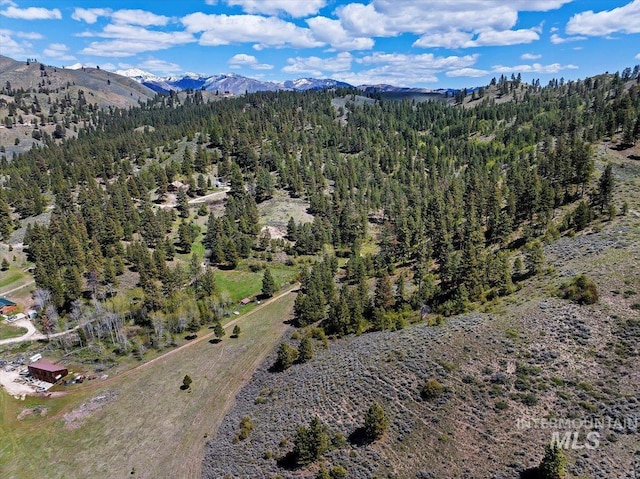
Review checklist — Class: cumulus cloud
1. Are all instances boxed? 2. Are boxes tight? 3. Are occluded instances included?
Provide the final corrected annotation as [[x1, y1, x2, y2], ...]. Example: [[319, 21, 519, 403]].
[[80, 24, 194, 57], [636, 53, 640, 60], [307, 16, 374, 50], [492, 62, 578, 74], [138, 58, 182, 73], [550, 33, 586, 44], [43, 43, 76, 61], [331, 51, 480, 86], [229, 53, 273, 70], [0, 28, 42, 40], [0, 5, 61, 20], [521, 53, 542, 60], [282, 52, 352, 76], [566, 0, 640, 36], [446, 68, 489, 78], [182, 13, 322, 49], [226, 0, 326, 17], [0, 29, 36, 58], [326, 1, 577, 49], [72, 8, 111, 24], [111, 9, 170, 27]]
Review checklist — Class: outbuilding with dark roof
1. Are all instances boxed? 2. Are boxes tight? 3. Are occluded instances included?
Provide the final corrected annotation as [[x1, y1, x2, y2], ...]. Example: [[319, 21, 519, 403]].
[[28, 360, 68, 384]]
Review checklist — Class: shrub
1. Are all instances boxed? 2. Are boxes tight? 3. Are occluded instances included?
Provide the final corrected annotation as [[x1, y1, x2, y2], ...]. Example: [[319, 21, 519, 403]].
[[237, 415, 253, 441], [182, 374, 192, 390], [420, 379, 443, 401], [559, 274, 598, 305], [274, 343, 298, 371]]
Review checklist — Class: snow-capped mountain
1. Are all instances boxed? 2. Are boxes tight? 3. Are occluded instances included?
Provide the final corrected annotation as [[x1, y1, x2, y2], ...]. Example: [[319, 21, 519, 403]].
[[64, 62, 92, 70], [282, 78, 353, 90], [110, 67, 355, 95], [107, 67, 452, 96]]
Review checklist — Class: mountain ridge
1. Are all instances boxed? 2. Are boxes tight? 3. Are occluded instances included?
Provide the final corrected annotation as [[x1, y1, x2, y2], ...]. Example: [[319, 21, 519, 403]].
[[110, 65, 441, 95]]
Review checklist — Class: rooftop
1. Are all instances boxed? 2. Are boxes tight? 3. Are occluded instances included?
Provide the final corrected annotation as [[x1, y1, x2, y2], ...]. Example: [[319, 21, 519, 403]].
[[0, 297, 16, 307], [29, 360, 66, 373]]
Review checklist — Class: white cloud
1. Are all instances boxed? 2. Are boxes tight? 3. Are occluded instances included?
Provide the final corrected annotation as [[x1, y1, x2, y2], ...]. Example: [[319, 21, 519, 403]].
[[283, 52, 352, 76], [331, 1, 575, 49], [636, 53, 640, 60], [521, 53, 542, 60], [550, 33, 586, 44], [43, 43, 76, 61], [0, 29, 35, 58], [80, 24, 195, 57], [359, 52, 478, 70], [0, 5, 61, 20], [414, 28, 539, 48], [474, 29, 539, 46], [567, 1, 640, 36], [413, 31, 474, 49], [331, 51, 479, 86], [0, 28, 42, 40], [229, 53, 273, 70], [72, 8, 111, 24], [446, 68, 489, 78], [307, 16, 373, 50], [182, 13, 322, 49], [226, 0, 326, 18], [138, 58, 182, 73], [492, 62, 579, 74], [111, 9, 170, 27]]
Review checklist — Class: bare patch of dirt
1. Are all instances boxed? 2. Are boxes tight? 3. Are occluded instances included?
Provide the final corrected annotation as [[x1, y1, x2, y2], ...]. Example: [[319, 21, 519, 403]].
[[17, 405, 49, 420], [63, 390, 118, 430]]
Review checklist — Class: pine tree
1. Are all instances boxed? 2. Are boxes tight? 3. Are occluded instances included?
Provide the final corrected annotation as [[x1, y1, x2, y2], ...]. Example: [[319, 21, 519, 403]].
[[374, 272, 394, 311], [363, 402, 389, 442], [293, 416, 330, 466], [275, 342, 298, 371], [538, 442, 567, 479], [597, 163, 614, 213], [298, 335, 314, 363], [261, 267, 276, 298]]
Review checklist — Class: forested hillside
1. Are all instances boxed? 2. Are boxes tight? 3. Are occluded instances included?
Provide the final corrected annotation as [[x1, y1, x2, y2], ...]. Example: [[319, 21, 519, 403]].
[[1, 67, 639, 350], [1, 60, 639, 478]]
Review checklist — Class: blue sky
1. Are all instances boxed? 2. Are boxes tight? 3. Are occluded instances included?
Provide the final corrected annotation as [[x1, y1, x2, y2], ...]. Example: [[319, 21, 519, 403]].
[[1, 0, 639, 88]]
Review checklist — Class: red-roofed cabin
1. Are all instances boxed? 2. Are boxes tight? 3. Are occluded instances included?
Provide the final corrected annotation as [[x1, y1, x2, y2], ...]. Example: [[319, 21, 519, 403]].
[[28, 360, 68, 384], [0, 297, 17, 315]]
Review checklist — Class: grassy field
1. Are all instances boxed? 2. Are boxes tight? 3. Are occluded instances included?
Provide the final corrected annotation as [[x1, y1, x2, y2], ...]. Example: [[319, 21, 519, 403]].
[[215, 265, 297, 302], [0, 322, 27, 340], [0, 289, 296, 479]]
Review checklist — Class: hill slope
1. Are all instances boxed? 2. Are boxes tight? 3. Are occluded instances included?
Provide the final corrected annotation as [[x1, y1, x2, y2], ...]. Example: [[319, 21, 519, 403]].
[[203, 150, 640, 478], [0, 55, 155, 108]]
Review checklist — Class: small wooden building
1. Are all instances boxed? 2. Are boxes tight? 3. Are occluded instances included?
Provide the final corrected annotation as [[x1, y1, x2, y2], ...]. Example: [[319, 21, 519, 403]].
[[0, 297, 17, 315], [28, 360, 68, 384]]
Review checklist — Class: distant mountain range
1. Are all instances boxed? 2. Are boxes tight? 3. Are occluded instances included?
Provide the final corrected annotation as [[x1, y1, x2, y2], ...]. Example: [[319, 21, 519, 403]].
[[66, 65, 451, 96]]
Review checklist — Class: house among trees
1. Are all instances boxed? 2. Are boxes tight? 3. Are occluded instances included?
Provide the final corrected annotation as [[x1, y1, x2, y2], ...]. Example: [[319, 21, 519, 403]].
[[0, 297, 17, 315], [167, 180, 188, 192], [28, 360, 68, 383]]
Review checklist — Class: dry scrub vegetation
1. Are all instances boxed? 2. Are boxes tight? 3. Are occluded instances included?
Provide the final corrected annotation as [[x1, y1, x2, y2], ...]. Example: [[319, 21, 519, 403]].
[[203, 149, 640, 479]]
